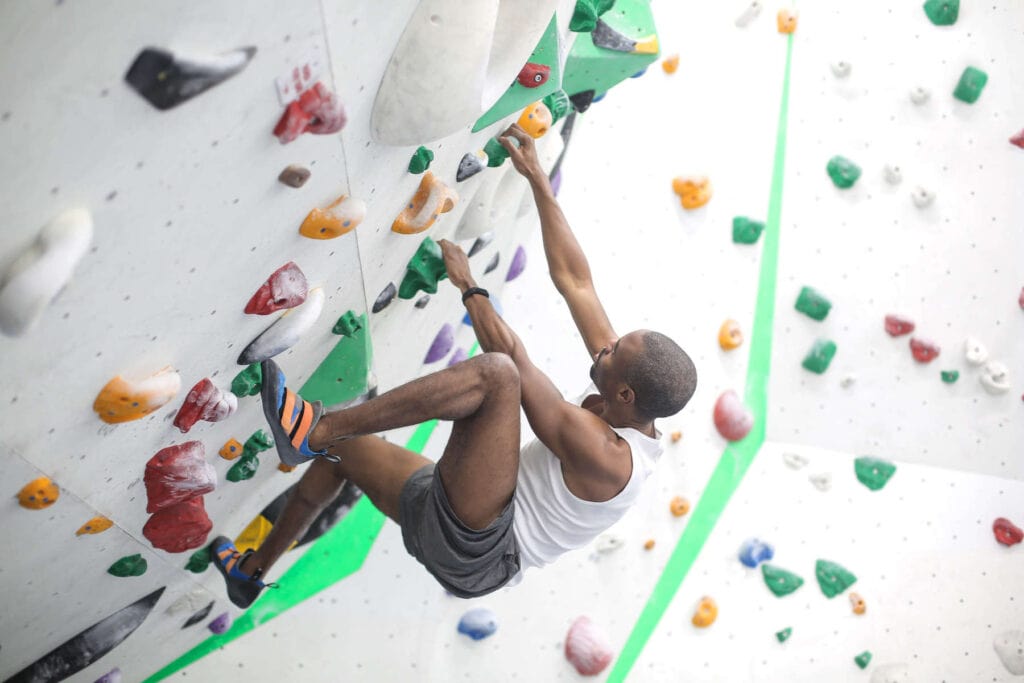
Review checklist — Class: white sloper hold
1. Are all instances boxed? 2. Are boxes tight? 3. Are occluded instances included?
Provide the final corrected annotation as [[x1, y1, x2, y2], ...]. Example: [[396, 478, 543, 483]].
[[595, 534, 625, 554], [809, 472, 832, 491], [870, 663, 910, 683], [909, 86, 930, 105], [910, 186, 935, 208], [0, 208, 93, 336], [979, 361, 1011, 395], [782, 452, 809, 469], [883, 164, 903, 185], [993, 630, 1024, 675], [237, 287, 324, 365], [964, 336, 989, 366], [735, 1, 762, 27], [840, 373, 857, 388], [830, 61, 851, 78]]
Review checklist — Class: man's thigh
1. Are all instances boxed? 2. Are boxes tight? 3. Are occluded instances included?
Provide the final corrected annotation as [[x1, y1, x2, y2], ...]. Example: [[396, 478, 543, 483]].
[[327, 435, 432, 522]]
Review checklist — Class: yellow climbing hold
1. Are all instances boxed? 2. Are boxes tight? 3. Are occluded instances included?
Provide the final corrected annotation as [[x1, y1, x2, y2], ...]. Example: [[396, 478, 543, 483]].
[[392, 172, 458, 235], [691, 596, 718, 627], [633, 35, 659, 55], [76, 516, 114, 535], [235, 515, 273, 554], [672, 176, 712, 210], [93, 366, 181, 424], [219, 438, 244, 460], [661, 54, 679, 74], [516, 101, 553, 139], [18, 476, 59, 510], [299, 195, 367, 240]]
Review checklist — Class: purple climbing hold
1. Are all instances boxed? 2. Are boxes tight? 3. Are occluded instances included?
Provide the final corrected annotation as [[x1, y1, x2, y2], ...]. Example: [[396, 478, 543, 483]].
[[506, 246, 527, 282], [550, 169, 563, 196], [458, 607, 499, 640], [739, 538, 775, 568], [208, 612, 231, 635], [93, 668, 123, 683], [448, 347, 468, 367], [425, 323, 454, 363]]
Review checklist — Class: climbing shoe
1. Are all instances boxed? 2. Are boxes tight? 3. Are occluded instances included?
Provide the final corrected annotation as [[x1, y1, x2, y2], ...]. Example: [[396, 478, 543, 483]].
[[260, 359, 338, 467], [210, 536, 277, 609]]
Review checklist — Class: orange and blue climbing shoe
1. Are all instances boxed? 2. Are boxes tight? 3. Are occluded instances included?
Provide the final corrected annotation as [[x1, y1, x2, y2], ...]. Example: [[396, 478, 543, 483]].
[[260, 359, 338, 467], [211, 536, 278, 609]]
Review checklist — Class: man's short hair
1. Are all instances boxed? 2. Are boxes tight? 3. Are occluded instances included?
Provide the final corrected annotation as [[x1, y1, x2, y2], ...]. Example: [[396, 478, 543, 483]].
[[626, 331, 697, 420]]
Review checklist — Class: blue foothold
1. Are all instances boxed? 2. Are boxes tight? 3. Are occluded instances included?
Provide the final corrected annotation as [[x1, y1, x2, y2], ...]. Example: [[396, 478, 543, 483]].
[[630, 67, 648, 78], [738, 538, 774, 568], [462, 295, 503, 326], [458, 607, 498, 640]]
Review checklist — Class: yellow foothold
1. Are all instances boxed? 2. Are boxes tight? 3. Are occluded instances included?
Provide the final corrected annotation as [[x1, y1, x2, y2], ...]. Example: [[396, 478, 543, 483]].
[[76, 516, 114, 535], [662, 54, 680, 74], [691, 596, 718, 627], [672, 176, 712, 210], [219, 438, 244, 460], [643, 539, 656, 551], [670, 430, 683, 443], [516, 101, 553, 139], [777, 8, 798, 33], [299, 195, 367, 240], [18, 476, 59, 510], [392, 171, 458, 235], [278, 462, 297, 473], [633, 35, 660, 55], [670, 496, 691, 517], [718, 319, 744, 350], [849, 592, 866, 615], [234, 515, 273, 554], [93, 366, 181, 424]]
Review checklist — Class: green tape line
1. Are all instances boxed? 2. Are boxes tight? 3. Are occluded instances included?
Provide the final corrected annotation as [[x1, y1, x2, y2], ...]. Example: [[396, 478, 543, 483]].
[[606, 33, 795, 681]]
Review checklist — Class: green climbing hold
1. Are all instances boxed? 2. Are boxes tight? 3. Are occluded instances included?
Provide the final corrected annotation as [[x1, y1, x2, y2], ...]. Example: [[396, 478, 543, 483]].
[[108, 553, 148, 577], [484, 137, 509, 168], [940, 369, 959, 383], [408, 146, 434, 174], [855, 651, 873, 669], [542, 90, 572, 125], [795, 286, 832, 321], [761, 564, 805, 597], [570, 0, 616, 32], [399, 237, 448, 300], [332, 310, 362, 337], [243, 429, 273, 458], [923, 0, 958, 26], [732, 216, 765, 245], [185, 547, 211, 573], [802, 339, 837, 374], [775, 627, 793, 643], [227, 453, 260, 482], [854, 457, 897, 491], [815, 559, 857, 598], [953, 66, 988, 104], [231, 363, 262, 397], [827, 155, 861, 189]]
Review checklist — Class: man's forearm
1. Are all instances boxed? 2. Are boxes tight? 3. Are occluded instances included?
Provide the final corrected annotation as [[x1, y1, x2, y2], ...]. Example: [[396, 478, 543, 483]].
[[527, 173, 594, 293], [462, 287, 520, 358]]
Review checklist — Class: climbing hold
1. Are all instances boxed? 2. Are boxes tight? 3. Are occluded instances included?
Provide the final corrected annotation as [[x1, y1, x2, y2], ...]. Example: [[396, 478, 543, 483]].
[[143, 496, 213, 553], [595, 534, 625, 554], [736, 1, 763, 27], [506, 245, 527, 282], [670, 431, 683, 443], [840, 373, 857, 388], [1011, 130, 1024, 149], [231, 363, 262, 397], [777, 8, 798, 33], [484, 137, 510, 167], [76, 516, 113, 536], [424, 324, 454, 364], [795, 287, 831, 321], [815, 559, 857, 598], [172, 379, 237, 433], [237, 287, 325, 364], [802, 339, 837, 374], [964, 336, 989, 365], [940, 369, 959, 383], [662, 54, 680, 74], [569, 90, 596, 114], [713, 390, 754, 442], [732, 216, 765, 244], [208, 612, 231, 635], [484, 252, 500, 275], [993, 518, 1023, 546], [854, 457, 897, 491], [243, 430, 274, 458], [739, 539, 774, 568], [909, 337, 940, 363], [373, 282, 397, 313], [884, 314, 915, 337], [273, 81, 346, 144], [993, 630, 1024, 675], [1020, 286, 1024, 309], [447, 347, 468, 367], [182, 601, 213, 629], [855, 651, 873, 670], [457, 607, 499, 640], [415, 295, 431, 309], [849, 592, 867, 615], [979, 361, 1011, 395], [278, 164, 310, 188], [672, 176, 713, 210], [408, 146, 434, 175], [761, 564, 804, 597], [775, 627, 792, 643], [670, 496, 690, 517], [456, 153, 485, 182], [809, 472, 832, 491], [883, 164, 903, 185], [399, 237, 448, 300], [124, 46, 255, 110], [517, 62, 551, 88], [831, 61, 852, 78], [18, 476, 59, 510], [468, 233, 494, 258], [592, 19, 659, 55], [923, 0, 959, 25], [0, 208, 93, 337], [244, 262, 308, 315], [332, 310, 362, 337], [278, 463, 296, 473], [909, 86, 931, 105], [643, 539, 656, 550], [108, 554, 148, 578], [94, 668, 123, 683], [953, 66, 988, 104], [185, 547, 211, 573], [299, 195, 367, 239], [827, 155, 861, 189], [517, 101, 553, 139], [565, 616, 614, 676], [910, 186, 935, 208], [226, 453, 260, 482], [569, 0, 615, 32], [542, 90, 572, 125], [144, 441, 216, 512], [392, 171, 458, 235], [93, 366, 181, 424], [691, 597, 718, 628], [782, 452, 809, 469]]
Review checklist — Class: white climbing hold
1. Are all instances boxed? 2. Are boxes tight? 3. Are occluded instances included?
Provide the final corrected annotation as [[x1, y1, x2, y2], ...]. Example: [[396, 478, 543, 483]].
[[237, 287, 324, 364], [979, 361, 1011, 395], [909, 86, 930, 105], [830, 61, 851, 78], [840, 373, 857, 388], [910, 186, 935, 208], [964, 336, 989, 366], [164, 587, 210, 616], [993, 630, 1024, 675], [735, 1, 762, 27], [782, 452, 809, 469], [595, 534, 625, 554], [808, 472, 832, 491], [0, 208, 93, 337], [870, 663, 911, 683], [883, 164, 903, 185]]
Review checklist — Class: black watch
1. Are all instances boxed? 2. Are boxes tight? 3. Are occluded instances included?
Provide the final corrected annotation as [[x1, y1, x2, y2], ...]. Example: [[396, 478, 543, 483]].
[[461, 286, 490, 304]]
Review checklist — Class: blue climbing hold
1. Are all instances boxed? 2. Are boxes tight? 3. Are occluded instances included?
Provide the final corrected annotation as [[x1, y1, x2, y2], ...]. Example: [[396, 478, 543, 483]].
[[739, 538, 775, 568], [462, 296, 503, 325], [458, 607, 499, 640], [631, 67, 648, 78]]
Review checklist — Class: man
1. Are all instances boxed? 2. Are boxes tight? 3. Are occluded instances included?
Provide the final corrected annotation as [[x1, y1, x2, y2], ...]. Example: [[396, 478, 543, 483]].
[[211, 124, 697, 607]]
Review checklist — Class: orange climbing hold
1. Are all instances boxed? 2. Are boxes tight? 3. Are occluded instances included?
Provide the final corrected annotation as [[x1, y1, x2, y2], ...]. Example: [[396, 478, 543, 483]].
[[849, 592, 866, 615], [718, 319, 743, 350], [777, 8, 798, 33], [278, 463, 297, 473], [662, 54, 680, 74], [299, 195, 367, 239], [643, 539, 656, 550], [691, 596, 718, 627], [93, 366, 181, 424], [219, 438, 244, 460], [76, 516, 114, 535], [672, 176, 712, 210], [18, 476, 59, 510], [517, 101, 553, 139], [392, 172, 458, 235], [670, 496, 691, 517], [670, 431, 683, 443]]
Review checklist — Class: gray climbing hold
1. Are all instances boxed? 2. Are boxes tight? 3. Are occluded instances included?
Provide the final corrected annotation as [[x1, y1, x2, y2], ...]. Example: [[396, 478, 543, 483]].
[[809, 472, 832, 491], [883, 164, 902, 185], [909, 86, 930, 105], [372, 282, 397, 313], [735, 1, 763, 27], [414, 295, 430, 309], [993, 630, 1024, 675], [591, 19, 637, 53], [468, 232, 494, 257], [457, 153, 485, 182], [830, 61, 851, 78], [484, 252, 500, 275], [910, 186, 934, 208]]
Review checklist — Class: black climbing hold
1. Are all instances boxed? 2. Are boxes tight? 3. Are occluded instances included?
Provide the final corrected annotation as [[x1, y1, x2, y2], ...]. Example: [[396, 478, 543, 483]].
[[456, 153, 485, 182], [124, 47, 257, 111], [484, 252, 500, 275], [569, 90, 596, 113], [415, 295, 431, 309], [372, 282, 397, 313], [468, 233, 494, 257], [182, 600, 215, 629]]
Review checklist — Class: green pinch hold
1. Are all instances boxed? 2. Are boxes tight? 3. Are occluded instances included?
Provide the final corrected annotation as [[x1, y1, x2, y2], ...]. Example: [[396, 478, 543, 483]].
[[542, 90, 572, 125], [408, 145, 434, 174], [108, 553, 148, 577], [815, 559, 857, 598], [399, 237, 448, 300], [761, 564, 805, 597], [854, 456, 897, 491], [732, 216, 765, 245], [242, 430, 273, 458], [940, 369, 959, 383], [953, 66, 988, 104], [827, 155, 861, 189], [332, 310, 362, 337], [775, 627, 793, 643], [795, 286, 832, 321], [923, 0, 959, 26], [231, 363, 262, 397], [185, 547, 211, 573], [802, 338, 837, 374], [484, 137, 509, 168], [227, 453, 260, 482], [854, 651, 873, 669]]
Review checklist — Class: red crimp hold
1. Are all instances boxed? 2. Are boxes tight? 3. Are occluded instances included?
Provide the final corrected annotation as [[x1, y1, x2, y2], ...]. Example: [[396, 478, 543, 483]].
[[1018, 286, 1024, 310], [244, 262, 308, 315], [1010, 129, 1024, 150], [143, 497, 213, 553], [713, 390, 754, 442], [993, 517, 1023, 547], [273, 82, 346, 144], [884, 314, 915, 337], [173, 378, 238, 433], [517, 62, 551, 88], [909, 337, 940, 363], [144, 441, 217, 513]]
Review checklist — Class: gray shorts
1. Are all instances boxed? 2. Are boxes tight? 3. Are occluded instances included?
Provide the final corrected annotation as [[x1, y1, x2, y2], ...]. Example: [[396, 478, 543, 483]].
[[399, 464, 520, 598]]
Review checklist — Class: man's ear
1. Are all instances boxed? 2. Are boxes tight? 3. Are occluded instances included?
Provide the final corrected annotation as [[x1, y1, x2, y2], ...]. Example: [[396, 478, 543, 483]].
[[618, 385, 635, 406]]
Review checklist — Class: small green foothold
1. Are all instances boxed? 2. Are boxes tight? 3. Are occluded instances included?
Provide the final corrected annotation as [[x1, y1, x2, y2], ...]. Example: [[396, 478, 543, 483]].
[[332, 310, 362, 337], [854, 651, 873, 669], [231, 363, 262, 397], [802, 339, 837, 374], [242, 430, 273, 458], [775, 627, 793, 643], [732, 216, 765, 245], [953, 66, 988, 104], [227, 453, 260, 482], [761, 564, 805, 597], [940, 369, 959, 383], [484, 138, 509, 168], [408, 145, 434, 174], [185, 547, 211, 573], [542, 90, 572, 125], [399, 237, 448, 300], [923, 0, 958, 26], [795, 286, 832, 321], [108, 553, 148, 577], [815, 559, 857, 598], [827, 155, 862, 189], [854, 456, 897, 491]]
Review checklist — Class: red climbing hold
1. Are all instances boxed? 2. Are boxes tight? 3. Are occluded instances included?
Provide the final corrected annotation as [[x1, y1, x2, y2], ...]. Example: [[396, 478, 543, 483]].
[[1010, 129, 1024, 149], [273, 82, 346, 144], [884, 314, 915, 337], [713, 390, 754, 442], [142, 496, 213, 553], [909, 337, 940, 363], [1018, 286, 1024, 309], [993, 517, 1023, 547], [144, 441, 217, 513], [172, 379, 237, 433], [244, 262, 308, 315], [517, 62, 551, 88], [565, 616, 614, 676]]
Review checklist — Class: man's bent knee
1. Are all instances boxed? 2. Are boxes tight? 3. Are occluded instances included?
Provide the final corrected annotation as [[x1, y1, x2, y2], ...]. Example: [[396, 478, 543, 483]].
[[474, 352, 520, 392]]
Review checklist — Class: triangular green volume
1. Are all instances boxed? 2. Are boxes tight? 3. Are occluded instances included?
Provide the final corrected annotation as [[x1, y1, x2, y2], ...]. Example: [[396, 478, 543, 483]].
[[854, 456, 896, 491], [761, 563, 804, 597], [815, 559, 857, 598]]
